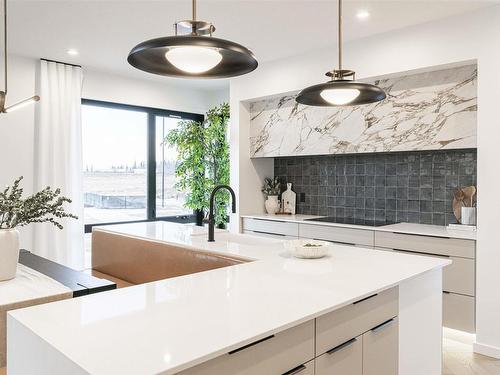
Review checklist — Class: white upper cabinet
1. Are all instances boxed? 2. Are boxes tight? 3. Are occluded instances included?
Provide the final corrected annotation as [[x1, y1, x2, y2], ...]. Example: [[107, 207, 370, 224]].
[[249, 64, 477, 158]]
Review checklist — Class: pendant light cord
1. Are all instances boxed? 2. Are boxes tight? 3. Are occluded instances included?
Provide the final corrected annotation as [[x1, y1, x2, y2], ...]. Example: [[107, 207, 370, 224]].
[[3, 0, 7, 94], [192, 0, 196, 21], [338, 0, 342, 71]]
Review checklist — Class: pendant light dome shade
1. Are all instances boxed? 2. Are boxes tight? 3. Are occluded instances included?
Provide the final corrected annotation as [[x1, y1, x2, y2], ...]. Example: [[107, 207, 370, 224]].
[[296, 0, 385, 107], [128, 35, 257, 78], [297, 80, 386, 107], [127, 0, 258, 79]]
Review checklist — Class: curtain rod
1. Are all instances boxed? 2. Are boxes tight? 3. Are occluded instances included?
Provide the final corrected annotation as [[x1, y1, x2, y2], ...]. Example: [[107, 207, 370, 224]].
[[40, 58, 82, 68]]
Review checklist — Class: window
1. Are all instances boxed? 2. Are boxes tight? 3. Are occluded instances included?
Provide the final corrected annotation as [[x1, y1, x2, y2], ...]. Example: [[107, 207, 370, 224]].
[[82, 99, 204, 232]]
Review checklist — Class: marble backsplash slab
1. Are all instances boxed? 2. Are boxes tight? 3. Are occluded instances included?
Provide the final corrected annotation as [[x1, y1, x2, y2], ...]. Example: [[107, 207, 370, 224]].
[[250, 64, 477, 157]]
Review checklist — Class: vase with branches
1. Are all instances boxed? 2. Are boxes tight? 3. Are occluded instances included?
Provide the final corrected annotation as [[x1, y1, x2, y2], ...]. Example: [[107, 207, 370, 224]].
[[0, 176, 77, 280], [165, 103, 230, 227]]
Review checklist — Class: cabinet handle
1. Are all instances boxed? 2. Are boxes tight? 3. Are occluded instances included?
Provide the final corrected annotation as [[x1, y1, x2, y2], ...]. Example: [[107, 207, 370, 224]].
[[282, 364, 306, 375], [228, 335, 275, 355], [392, 231, 450, 240], [371, 318, 395, 333], [353, 293, 378, 305], [253, 230, 286, 237], [443, 291, 451, 294], [316, 238, 356, 246], [326, 337, 357, 355], [388, 248, 450, 258]]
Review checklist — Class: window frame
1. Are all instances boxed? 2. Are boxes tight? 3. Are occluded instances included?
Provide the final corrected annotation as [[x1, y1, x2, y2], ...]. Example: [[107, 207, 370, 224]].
[[81, 99, 204, 233]]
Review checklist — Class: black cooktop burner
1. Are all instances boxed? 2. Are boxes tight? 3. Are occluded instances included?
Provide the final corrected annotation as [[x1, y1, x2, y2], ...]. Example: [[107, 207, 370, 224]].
[[304, 217, 398, 227]]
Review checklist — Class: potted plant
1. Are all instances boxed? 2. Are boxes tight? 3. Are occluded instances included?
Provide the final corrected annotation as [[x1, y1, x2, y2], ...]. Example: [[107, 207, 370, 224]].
[[0, 176, 77, 281], [261, 177, 281, 214], [165, 103, 230, 228]]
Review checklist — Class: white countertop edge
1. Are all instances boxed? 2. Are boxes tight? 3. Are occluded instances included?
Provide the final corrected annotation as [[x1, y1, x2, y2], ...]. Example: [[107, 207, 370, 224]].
[[240, 214, 477, 240]]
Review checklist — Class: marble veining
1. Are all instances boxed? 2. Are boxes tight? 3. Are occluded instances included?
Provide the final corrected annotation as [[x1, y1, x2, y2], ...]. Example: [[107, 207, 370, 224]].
[[250, 65, 477, 157]]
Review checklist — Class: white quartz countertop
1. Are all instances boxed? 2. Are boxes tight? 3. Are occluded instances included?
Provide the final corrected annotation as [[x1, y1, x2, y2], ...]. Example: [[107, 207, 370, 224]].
[[9, 222, 450, 375], [0, 264, 72, 306], [241, 213, 477, 240]]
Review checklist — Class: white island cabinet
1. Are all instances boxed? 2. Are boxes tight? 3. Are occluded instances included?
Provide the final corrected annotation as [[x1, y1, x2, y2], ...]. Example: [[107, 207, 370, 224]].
[[8, 221, 449, 375]]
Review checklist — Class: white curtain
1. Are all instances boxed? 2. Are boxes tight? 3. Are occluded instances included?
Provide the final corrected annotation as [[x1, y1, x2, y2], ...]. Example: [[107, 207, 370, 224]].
[[33, 60, 84, 270]]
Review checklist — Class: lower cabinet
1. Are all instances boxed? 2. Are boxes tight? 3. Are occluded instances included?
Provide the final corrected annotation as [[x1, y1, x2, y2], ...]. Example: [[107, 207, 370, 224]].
[[363, 317, 399, 375], [315, 336, 362, 375], [316, 317, 398, 375]]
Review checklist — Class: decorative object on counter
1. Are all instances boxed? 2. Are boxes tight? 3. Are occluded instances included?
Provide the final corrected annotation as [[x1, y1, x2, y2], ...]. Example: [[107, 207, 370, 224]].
[[165, 103, 230, 227], [0, 177, 77, 281], [281, 183, 296, 215], [128, 0, 257, 79], [296, 0, 385, 107], [0, 0, 40, 114], [452, 185, 477, 225], [261, 177, 281, 214], [285, 239, 331, 259]]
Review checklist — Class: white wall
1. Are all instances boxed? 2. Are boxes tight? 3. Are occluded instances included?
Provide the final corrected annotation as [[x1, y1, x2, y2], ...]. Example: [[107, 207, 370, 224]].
[[230, 6, 500, 357], [0, 55, 225, 249]]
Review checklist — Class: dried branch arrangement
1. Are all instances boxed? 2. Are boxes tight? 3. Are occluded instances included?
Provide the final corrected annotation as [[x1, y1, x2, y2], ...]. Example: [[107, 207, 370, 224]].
[[0, 177, 77, 229]]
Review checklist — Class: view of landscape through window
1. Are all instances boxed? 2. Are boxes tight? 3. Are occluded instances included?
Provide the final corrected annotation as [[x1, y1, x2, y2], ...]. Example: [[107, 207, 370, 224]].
[[82, 104, 191, 225]]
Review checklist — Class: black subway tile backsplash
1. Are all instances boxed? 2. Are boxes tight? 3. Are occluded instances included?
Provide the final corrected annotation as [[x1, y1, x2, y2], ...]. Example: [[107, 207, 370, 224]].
[[274, 149, 477, 226]]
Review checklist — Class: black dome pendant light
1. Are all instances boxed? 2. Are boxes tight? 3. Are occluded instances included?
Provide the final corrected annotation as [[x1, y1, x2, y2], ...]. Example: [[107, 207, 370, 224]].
[[128, 0, 258, 79], [296, 0, 386, 107]]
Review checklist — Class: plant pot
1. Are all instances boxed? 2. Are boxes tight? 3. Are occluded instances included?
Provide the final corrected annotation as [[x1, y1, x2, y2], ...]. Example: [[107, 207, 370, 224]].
[[0, 228, 20, 281], [265, 195, 280, 214]]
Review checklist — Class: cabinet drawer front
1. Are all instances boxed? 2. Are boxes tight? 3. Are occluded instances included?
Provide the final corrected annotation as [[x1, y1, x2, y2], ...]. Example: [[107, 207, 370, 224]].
[[363, 317, 399, 375], [242, 218, 299, 237], [299, 224, 374, 247], [444, 257, 475, 296], [316, 287, 398, 356], [315, 336, 362, 375], [374, 231, 475, 258], [443, 293, 475, 333], [178, 320, 314, 375], [377, 248, 475, 296]]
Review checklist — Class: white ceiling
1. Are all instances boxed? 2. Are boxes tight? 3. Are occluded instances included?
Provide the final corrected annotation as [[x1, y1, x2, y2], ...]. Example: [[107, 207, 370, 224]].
[[5, 0, 498, 90]]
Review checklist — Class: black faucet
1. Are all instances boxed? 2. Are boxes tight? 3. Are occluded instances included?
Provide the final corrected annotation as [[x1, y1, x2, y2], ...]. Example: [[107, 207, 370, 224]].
[[208, 185, 236, 242]]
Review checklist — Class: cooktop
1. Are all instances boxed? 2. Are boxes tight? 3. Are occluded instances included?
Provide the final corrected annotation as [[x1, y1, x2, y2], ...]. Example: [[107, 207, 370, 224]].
[[304, 217, 398, 227]]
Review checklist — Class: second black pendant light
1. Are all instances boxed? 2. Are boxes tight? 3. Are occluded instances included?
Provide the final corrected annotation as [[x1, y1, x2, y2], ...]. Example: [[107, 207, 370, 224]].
[[128, 0, 258, 79], [296, 0, 386, 107]]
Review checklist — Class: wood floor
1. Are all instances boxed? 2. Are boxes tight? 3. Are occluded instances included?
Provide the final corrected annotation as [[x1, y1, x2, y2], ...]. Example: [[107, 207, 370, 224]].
[[1, 330, 498, 374], [443, 328, 500, 375]]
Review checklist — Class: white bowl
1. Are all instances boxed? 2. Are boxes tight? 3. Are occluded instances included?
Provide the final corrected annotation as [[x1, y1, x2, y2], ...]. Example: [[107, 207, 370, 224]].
[[285, 239, 331, 259]]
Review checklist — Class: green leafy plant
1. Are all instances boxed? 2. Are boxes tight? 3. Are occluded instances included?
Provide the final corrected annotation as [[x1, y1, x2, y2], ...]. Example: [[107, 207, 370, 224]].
[[0, 176, 78, 229], [165, 103, 230, 226], [261, 177, 281, 196]]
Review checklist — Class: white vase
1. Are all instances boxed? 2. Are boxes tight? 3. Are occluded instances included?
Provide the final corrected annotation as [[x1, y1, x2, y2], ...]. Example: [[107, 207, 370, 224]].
[[265, 195, 280, 214], [0, 228, 20, 281]]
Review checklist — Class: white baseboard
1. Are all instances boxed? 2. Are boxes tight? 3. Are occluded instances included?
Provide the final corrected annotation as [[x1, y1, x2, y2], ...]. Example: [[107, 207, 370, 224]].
[[473, 341, 500, 359]]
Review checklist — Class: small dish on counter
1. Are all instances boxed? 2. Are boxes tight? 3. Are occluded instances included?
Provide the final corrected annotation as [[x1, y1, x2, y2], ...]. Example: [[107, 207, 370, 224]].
[[285, 239, 331, 259]]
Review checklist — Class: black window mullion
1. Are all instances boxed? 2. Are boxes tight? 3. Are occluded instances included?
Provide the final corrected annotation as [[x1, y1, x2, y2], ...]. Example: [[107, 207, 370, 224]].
[[147, 112, 156, 221]]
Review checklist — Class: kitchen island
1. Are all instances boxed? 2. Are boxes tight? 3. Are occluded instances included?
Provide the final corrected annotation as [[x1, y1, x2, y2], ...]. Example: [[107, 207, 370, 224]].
[[8, 222, 449, 375]]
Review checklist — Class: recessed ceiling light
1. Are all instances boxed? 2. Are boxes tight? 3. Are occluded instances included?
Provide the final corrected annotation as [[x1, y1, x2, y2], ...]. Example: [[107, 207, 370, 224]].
[[67, 49, 79, 56], [356, 10, 370, 20]]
